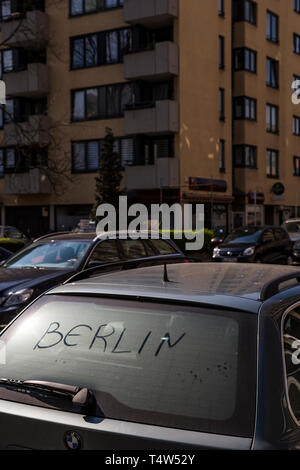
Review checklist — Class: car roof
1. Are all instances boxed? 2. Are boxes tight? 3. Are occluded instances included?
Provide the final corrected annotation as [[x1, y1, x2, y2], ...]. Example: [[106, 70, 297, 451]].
[[231, 225, 284, 231], [48, 263, 300, 314], [34, 230, 165, 243]]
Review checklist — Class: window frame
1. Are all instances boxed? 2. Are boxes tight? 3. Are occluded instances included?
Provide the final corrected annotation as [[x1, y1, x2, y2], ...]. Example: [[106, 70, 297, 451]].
[[266, 148, 279, 178], [293, 115, 300, 136], [71, 82, 133, 122], [233, 96, 257, 121], [266, 103, 279, 134], [70, 27, 133, 70], [69, 0, 124, 18], [233, 47, 257, 73], [266, 10, 279, 44], [233, 144, 257, 169], [293, 156, 300, 177], [266, 57, 279, 89]]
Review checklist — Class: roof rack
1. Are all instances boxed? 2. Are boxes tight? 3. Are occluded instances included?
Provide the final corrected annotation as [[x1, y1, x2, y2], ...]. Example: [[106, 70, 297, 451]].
[[64, 255, 190, 285], [260, 272, 300, 301], [33, 232, 74, 242]]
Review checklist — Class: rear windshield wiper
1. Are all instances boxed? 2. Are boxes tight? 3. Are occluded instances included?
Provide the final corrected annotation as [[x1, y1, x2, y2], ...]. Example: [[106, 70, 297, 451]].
[[0, 378, 90, 406]]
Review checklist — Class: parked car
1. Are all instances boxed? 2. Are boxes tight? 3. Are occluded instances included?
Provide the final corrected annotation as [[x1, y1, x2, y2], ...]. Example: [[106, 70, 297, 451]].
[[0, 262, 300, 449], [0, 231, 184, 329], [0, 226, 31, 253], [0, 247, 13, 263], [282, 219, 300, 264], [212, 225, 292, 264]]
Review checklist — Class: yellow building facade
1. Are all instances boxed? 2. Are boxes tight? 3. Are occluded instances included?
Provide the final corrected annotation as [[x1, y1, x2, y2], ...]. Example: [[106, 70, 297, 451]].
[[0, 0, 299, 236]]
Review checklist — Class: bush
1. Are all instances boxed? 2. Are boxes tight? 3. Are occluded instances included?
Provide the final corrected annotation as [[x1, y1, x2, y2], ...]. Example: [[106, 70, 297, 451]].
[[160, 229, 214, 256]]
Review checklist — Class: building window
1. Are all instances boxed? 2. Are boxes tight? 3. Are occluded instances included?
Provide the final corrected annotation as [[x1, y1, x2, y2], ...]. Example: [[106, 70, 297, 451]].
[[233, 96, 256, 120], [218, 0, 224, 16], [294, 34, 300, 55], [293, 116, 300, 136], [71, 83, 134, 121], [72, 137, 134, 172], [0, 147, 17, 175], [233, 145, 257, 168], [295, 0, 300, 14], [72, 135, 174, 172], [266, 104, 279, 134], [70, 0, 124, 17], [219, 36, 225, 69], [294, 157, 300, 176], [219, 88, 225, 121], [266, 57, 279, 88], [266, 11, 279, 43], [219, 140, 225, 172], [233, 47, 256, 73], [233, 0, 257, 25], [71, 28, 133, 69], [266, 149, 279, 178]]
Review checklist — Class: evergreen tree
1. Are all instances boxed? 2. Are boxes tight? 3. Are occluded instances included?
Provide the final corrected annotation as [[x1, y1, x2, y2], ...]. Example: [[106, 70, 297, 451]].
[[91, 127, 123, 222]]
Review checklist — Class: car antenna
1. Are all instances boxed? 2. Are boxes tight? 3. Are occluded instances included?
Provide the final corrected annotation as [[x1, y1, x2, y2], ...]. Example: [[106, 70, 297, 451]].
[[163, 263, 170, 282]]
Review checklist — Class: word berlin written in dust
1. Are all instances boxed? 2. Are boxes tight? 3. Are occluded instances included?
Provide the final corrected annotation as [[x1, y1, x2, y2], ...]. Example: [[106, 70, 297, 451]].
[[34, 322, 186, 357]]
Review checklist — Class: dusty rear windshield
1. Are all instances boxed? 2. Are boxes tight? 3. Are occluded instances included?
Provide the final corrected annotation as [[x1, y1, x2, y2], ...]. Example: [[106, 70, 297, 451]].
[[0, 295, 257, 437]]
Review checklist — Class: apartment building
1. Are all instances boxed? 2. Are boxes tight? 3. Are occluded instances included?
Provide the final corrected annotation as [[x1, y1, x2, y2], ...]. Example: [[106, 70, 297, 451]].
[[0, 0, 298, 237]]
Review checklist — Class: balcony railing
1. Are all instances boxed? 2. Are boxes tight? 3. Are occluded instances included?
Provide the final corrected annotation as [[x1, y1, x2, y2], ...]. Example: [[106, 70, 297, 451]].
[[4, 63, 49, 98], [124, 41, 178, 81], [124, 100, 179, 135], [4, 115, 51, 147], [1, 10, 49, 49], [124, 0, 178, 27], [125, 157, 179, 190], [4, 168, 51, 195]]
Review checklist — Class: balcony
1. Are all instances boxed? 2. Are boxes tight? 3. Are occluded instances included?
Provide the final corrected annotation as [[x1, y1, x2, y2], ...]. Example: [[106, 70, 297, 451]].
[[4, 169, 51, 195], [124, 41, 178, 81], [4, 63, 49, 98], [125, 158, 179, 190], [1, 10, 49, 49], [124, 0, 178, 27], [4, 115, 51, 147], [124, 100, 179, 135]]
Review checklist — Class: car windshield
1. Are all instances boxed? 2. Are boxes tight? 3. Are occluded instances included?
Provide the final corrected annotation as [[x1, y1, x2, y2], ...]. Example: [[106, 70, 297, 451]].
[[0, 295, 257, 438], [223, 228, 263, 244], [283, 222, 300, 233], [1, 241, 91, 270]]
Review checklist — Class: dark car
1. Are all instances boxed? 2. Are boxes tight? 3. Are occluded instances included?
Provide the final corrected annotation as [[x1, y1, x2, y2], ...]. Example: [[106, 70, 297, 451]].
[[0, 231, 184, 329], [212, 225, 293, 264], [0, 225, 31, 253], [0, 262, 300, 449], [282, 219, 300, 264], [293, 239, 300, 264]]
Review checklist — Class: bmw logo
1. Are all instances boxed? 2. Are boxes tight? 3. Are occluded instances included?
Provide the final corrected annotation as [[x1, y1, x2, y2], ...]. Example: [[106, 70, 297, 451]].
[[64, 431, 82, 450]]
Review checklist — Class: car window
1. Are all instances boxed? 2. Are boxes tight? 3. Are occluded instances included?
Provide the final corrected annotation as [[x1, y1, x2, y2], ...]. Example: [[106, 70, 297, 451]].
[[89, 240, 120, 264], [3, 241, 90, 269], [273, 228, 288, 241], [119, 239, 147, 259], [283, 222, 300, 233], [150, 239, 179, 255], [0, 295, 257, 438], [223, 229, 263, 244], [283, 306, 300, 423], [262, 230, 275, 243], [3, 227, 23, 239]]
